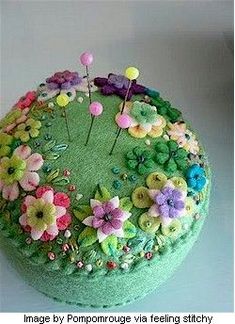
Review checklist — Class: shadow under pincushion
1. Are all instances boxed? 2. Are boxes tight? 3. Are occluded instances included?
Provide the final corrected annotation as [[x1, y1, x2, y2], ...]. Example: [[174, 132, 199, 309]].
[[0, 84, 211, 308]]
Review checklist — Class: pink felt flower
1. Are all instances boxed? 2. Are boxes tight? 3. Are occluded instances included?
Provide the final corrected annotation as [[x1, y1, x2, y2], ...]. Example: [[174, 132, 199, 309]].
[[0, 145, 44, 201], [15, 91, 37, 110], [19, 186, 71, 241], [82, 196, 131, 242]]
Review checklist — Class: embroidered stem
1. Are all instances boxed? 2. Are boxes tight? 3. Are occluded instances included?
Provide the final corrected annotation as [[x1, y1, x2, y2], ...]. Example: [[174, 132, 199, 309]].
[[63, 108, 72, 142], [85, 116, 95, 146], [86, 65, 92, 105], [109, 127, 122, 156]]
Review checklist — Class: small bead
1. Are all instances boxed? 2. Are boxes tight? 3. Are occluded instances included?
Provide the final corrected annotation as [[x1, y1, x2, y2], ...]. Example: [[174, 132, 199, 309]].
[[120, 262, 129, 270], [117, 243, 123, 250], [68, 184, 76, 191], [44, 134, 52, 140], [113, 180, 122, 190], [45, 122, 52, 127], [76, 261, 84, 268], [194, 213, 201, 220], [75, 193, 83, 201], [145, 252, 153, 260], [139, 251, 145, 258], [56, 238, 63, 244], [63, 169, 70, 177], [129, 174, 137, 182], [48, 252, 56, 261], [154, 245, 159, 252], [163, 134, 169, 140], [48, 102, 54, 108], [64, 229, 71, 238], [106, 261, 117, 270], [85, 264, 93, 272], [111, 166, 120, 174], [25, 237, 32, 245], [123, 245, 130, 253], [62, 243, 70, 252], [74, 225, 80, 231], [77, 96, 84, 103], [145, 139, 151, 146], [120, 173, 128, 181], [96, 259, 103, 267]]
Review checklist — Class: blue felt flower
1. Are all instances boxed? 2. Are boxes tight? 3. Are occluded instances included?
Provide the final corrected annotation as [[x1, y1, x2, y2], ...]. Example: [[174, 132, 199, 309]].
[[186, 164, 206, 192]]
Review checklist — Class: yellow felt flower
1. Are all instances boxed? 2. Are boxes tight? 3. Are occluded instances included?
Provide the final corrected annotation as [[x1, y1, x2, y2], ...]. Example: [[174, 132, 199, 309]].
[[0, 133, 13, 157], [27, 198, 56, 232], [14, 118, 41, 142], [0, 155, 26, 185]]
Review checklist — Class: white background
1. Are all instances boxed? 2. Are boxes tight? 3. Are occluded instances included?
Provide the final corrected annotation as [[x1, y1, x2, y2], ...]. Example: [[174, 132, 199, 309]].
[[0, 0, 233, 312]]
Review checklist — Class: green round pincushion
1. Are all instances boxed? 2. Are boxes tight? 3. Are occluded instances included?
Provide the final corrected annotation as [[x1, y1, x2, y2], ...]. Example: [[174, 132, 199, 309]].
[[0, 71, 211, 308]]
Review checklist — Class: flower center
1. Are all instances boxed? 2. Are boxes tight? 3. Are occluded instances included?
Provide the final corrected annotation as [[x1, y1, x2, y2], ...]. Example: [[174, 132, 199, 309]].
[[7, 167, 15, 175], [36, 211, 44, 219], [167, 199, 174, 207], [103, 214, 112, 222], [141, 110, 147, 116], [25, 125, 31, 131], [138, 155, 145, 164]]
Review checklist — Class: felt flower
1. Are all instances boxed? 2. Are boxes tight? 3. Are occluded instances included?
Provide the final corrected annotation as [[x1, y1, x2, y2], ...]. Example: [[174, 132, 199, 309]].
[[126, 147, 155, 175], [15, 91, 37, 110], [155, 139, 188, 174], [186, 164, 206, 192], [19, 186, 71, 241], [14, 118, 41, 142], [94, 73, 146, 100], [0, 145, 43, 201], [0, 109, 29, 133], [148, 180, 186, 225], [118, 101, 166, 138], [37, 71, 82, 102], [167, 122, 199, 155], [82, 196, 131, 242], [75, 78, 98, 93], [151, 96, 181, 123], [0, 133, 13, 158]]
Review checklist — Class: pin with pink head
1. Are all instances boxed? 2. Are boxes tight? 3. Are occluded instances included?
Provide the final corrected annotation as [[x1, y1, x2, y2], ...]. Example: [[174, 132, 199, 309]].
[[85, 102, 103, 146]]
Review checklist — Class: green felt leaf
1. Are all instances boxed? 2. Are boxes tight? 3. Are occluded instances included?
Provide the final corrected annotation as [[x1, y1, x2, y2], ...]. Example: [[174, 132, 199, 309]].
[[94, 184, 111, 202], [78, 227, 97, 247], [143, 239, 154, 252], [42, 139, 56, 153], [120, 197, 133, 212], [83, 250, 97, 262], [73, 205, 92, 221], [51, 144, 68, 152], [51, 176, 70, 186], [44, 152, 60, 160], [123, 220, 137, 239], [101, 235, 118, 256], [46, 169, 60, 182]]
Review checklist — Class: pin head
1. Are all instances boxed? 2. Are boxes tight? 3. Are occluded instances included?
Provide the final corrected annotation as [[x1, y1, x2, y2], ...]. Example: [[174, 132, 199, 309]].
[[80, 52, 93, 66], [116, 113, 132, 129], [89, 102, 103, 116], [56, 94, 69, 107], [125, 67, 139, 80]]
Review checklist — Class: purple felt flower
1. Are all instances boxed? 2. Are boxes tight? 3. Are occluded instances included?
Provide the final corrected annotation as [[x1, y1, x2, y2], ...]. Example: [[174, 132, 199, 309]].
[[82, 196, 131, 242], [148, 183, 186, 225], [46, 71, 82, 90], [94, 73, 146, 100]]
